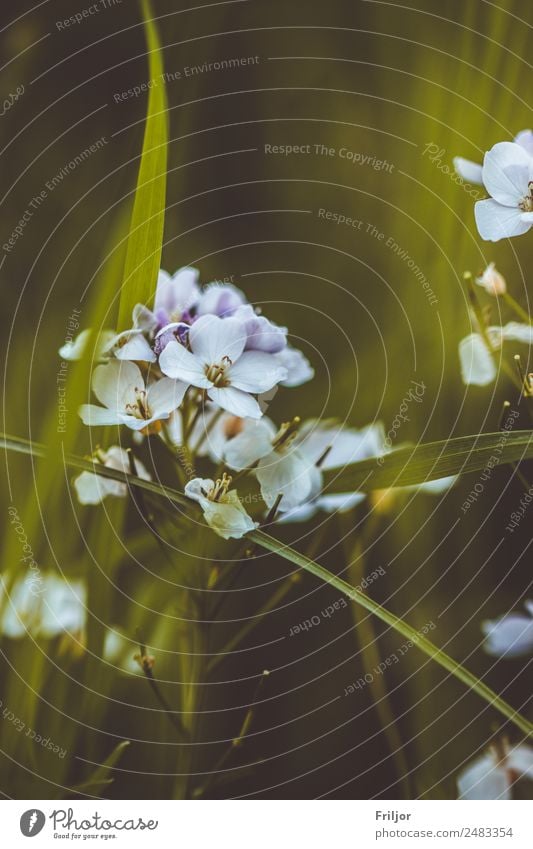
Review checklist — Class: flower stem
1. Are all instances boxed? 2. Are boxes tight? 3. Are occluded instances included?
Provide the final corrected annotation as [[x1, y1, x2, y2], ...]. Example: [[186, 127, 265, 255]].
[[503, 291, 532, 325], [340, 513, 411, 798], [136, 636, 189, 740]]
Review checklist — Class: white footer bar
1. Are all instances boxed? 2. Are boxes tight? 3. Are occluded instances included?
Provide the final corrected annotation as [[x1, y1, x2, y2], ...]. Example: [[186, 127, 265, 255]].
[[3, 799, 531, 848]]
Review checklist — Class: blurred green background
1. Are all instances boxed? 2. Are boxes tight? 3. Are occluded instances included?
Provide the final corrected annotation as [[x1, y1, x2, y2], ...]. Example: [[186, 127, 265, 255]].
[[0, 0, 531, 799]]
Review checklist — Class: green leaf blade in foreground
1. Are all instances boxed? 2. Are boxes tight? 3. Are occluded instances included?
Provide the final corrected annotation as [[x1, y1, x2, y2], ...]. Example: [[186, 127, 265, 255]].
[[323, 429, 533, 493], [117, 0, 168, 331], [1, 431, 532, 739]]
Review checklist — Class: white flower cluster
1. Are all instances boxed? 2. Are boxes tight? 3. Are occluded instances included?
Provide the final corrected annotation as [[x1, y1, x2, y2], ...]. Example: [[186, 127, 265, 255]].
[[65, 266, 454, 538]]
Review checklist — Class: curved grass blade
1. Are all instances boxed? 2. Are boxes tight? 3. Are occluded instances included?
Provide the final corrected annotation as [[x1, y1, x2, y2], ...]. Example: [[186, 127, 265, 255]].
[[117, 0, 168, 330], [251, 528, 533, 739], [323, 428, 533, 493], [1, 431, 532, 738]]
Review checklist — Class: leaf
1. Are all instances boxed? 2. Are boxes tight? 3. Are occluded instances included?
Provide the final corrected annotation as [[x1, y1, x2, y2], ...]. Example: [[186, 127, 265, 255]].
[[116, 0, 168, 330], [322, 428, 533, 493], [72, 740, 130, 794], [2, 430, 532, 738]]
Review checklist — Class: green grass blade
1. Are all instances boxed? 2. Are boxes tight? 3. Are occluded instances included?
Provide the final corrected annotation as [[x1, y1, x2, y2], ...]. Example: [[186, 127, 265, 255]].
[[322, 429, 533, 493], [250, 529, 533, 739], [2, 431, 532, 738], [117, 0, 168, 330]]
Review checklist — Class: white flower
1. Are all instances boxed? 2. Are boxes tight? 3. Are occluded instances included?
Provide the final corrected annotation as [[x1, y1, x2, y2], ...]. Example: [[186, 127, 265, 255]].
[[159, 314, 287, 419], [215, 417, 319, 512], [74, 446, 151, 505], [475, 142, 533, 241], [458, 333, 497, 386], [476, 262, 507, 296], [482, 600, 533, 658], [59, 328, 116, 362], [1, 572, 86, 640], [274, 346, 314, 387], [457, 741, 533, 799], [454, 129, 533, 186], [79, 360, 187, 432], [184, 475, 257, 539]]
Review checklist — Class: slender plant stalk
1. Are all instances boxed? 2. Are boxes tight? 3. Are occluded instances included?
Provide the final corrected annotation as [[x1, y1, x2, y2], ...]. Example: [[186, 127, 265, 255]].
[[2, 432, 532, 738], [503, 291, 532, 325], [340, 514, 411, 798], [207, 574, 301, 674]]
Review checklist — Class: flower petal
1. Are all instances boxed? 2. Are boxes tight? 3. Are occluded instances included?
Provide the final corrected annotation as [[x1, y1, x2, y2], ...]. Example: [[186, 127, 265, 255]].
[[92, 360, 142, 410], [257, 449, 317, 510], [159, 340, 211, 388], [234, 305, 288, 353], [155, 266, 200, 315], [499, 322, 533, 344], [207, 386, 262, 419], [147, 377, 188, 417], [201, 496, 257, 539], [223, 418, 276, 470], [315, 491, 366, 513], [79, 404, 122, 426], [482, 141, 532, 206], [507, 744, 533, 779], [189, 314, 247, 365], [457, 754, 510, 800], [74, 471, 122, 504], [197, 283, 246, 317], [39, 575, 87, 638], [482, 613, 533, 657], [113, 331, 156, 362], [453, 156, 483, 185], [297, 420, 386, 469], [228, 350, 288, 393], [184, 477, 215, 503], [275, 346, 314, 387], [458, 333, 496, 386], [476, 262, 507, 296], [514, 129, 533, 156], [475, 199, 532, 241]]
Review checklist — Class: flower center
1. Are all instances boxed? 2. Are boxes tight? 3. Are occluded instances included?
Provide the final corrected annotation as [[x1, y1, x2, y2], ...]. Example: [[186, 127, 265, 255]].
[[272, 417, 301, 450], [125, 387, 150, 420], [206, 356, 232, 387], [205, 473, 232, 501], [519, 182, 533, 212]]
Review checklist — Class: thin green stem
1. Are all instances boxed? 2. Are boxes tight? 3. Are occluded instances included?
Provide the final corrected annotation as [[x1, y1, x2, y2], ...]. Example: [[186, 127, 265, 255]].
[[340, 513, 411, 798], [503, 291, 532, 325]]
